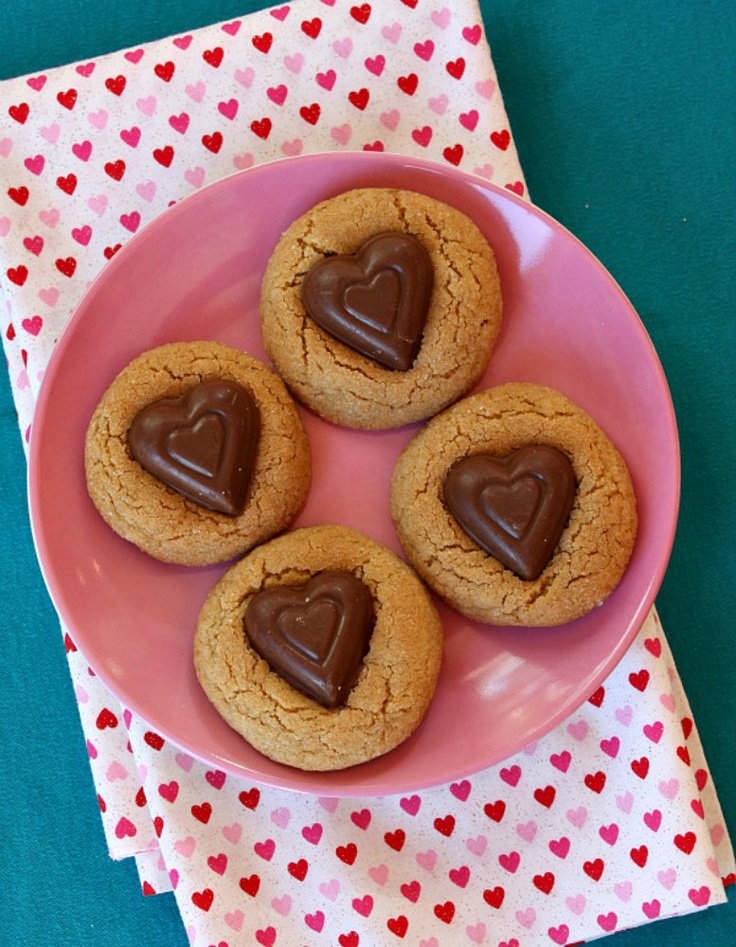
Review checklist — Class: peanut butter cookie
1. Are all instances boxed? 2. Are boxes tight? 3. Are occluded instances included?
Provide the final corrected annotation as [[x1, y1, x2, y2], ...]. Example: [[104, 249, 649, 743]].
[[194, 525, 443, 771], [85, 341, 310, 566], [260, 187, 502, 429], [390, 383, 638, 626]]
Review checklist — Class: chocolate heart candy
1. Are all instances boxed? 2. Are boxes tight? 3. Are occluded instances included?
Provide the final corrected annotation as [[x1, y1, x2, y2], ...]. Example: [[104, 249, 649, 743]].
[[128, 379, 260, 515], [301, 231, 433, 371], [444, 445, 576, 580], [244, 571, 375, 708]]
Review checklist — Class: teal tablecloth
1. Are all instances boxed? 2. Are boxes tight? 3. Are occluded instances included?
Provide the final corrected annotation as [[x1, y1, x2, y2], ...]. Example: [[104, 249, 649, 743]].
[[1, 2, 734, 944]]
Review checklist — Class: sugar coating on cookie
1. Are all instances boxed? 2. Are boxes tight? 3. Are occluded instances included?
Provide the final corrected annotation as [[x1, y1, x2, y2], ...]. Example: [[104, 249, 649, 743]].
[[194, 525, 444, 771], [390, 383, 638, 626], [84, 341, 311, 566], [259, 187, 502, 429]]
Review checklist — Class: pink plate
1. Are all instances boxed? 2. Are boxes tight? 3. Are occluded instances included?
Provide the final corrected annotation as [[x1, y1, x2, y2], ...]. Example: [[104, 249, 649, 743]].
[[28, 152, 679, 796]]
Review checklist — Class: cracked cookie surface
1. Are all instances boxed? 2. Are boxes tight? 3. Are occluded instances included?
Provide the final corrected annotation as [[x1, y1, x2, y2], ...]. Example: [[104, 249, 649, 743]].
[[194, 525, 443, 771], [259, 187, 502, 429], [84, 341, 311, 566], [390, 383, 638, 626]]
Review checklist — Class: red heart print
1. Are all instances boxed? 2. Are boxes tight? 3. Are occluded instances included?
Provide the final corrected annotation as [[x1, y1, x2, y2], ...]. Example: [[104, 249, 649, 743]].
[[191, 888, 214, 911], [588, 685, 605, 706], [336, 843, 358, 864], [505, 181, 525, 196], [339, 934, 360, 947], [299, 102, 321, 124], [288, 857, 309, 879], [57, 88, 78, 110], [7, 265, 29, 286], [250, 117, 272, 139], [349, 88, 370, 110], [584, 770, 606, 793], [351, 3, 371, 23], [153, 145, 174, 167], [104, 159, 125, 180], [483, 886, 505, 908], [397, 73, 418, 95], [533, 871, 555, 894], [443, 143, 464, 166], [252, 32, 273, 53], [629, 669, 650, 691], [239, 787, 261, 809], [630, 845, 649, 867], [301, 17, 322, 38], [96, 707, 118, 729], [446, 57, 466, 79], [384, 829, 406, 851], [9, 102, 30, 123], [191, 802, 212, 824], [105, 75, 126, 96], [154, 60, 175, 82], [584, 857, 604, 881], [433, 814, 455, 837], [56, 173, 77, 194], [491, 129, 510, 150], [203, 47, 224, 67], [239, 874, 260, 896], [484, 799, 506, 822], [434, 901, 455, 923], [8, 186, 30, 206], [631, 756, 650, 779], [144, 730, 164, 750], [202, 131, 224, 153], [387, 916, 408, 938], [674, 831, 696, 854], [534, 785, 556, 808]]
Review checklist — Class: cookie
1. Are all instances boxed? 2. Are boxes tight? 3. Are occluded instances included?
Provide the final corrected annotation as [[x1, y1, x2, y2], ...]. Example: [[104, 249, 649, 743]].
[[85, 341, 311, 566], [390, 383, 638, 626], [260, 187, 502, 429], [193, 525, 444, 771]]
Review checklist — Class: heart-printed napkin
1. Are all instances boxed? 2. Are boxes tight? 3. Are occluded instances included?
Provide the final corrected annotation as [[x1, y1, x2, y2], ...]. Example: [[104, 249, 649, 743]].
[[1, 1, 733, 945]]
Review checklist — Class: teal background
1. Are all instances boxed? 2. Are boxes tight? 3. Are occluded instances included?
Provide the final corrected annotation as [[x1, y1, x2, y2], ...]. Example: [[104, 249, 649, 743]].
[[1, 1, 734, 944]]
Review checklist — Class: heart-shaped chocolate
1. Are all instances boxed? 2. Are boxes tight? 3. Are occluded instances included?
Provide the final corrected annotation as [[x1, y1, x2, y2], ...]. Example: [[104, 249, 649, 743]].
[[244, 571, 375, 708], [301, 231, 433, 371], [444, 445, 576, 580], [128, 379, 260, 515]]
